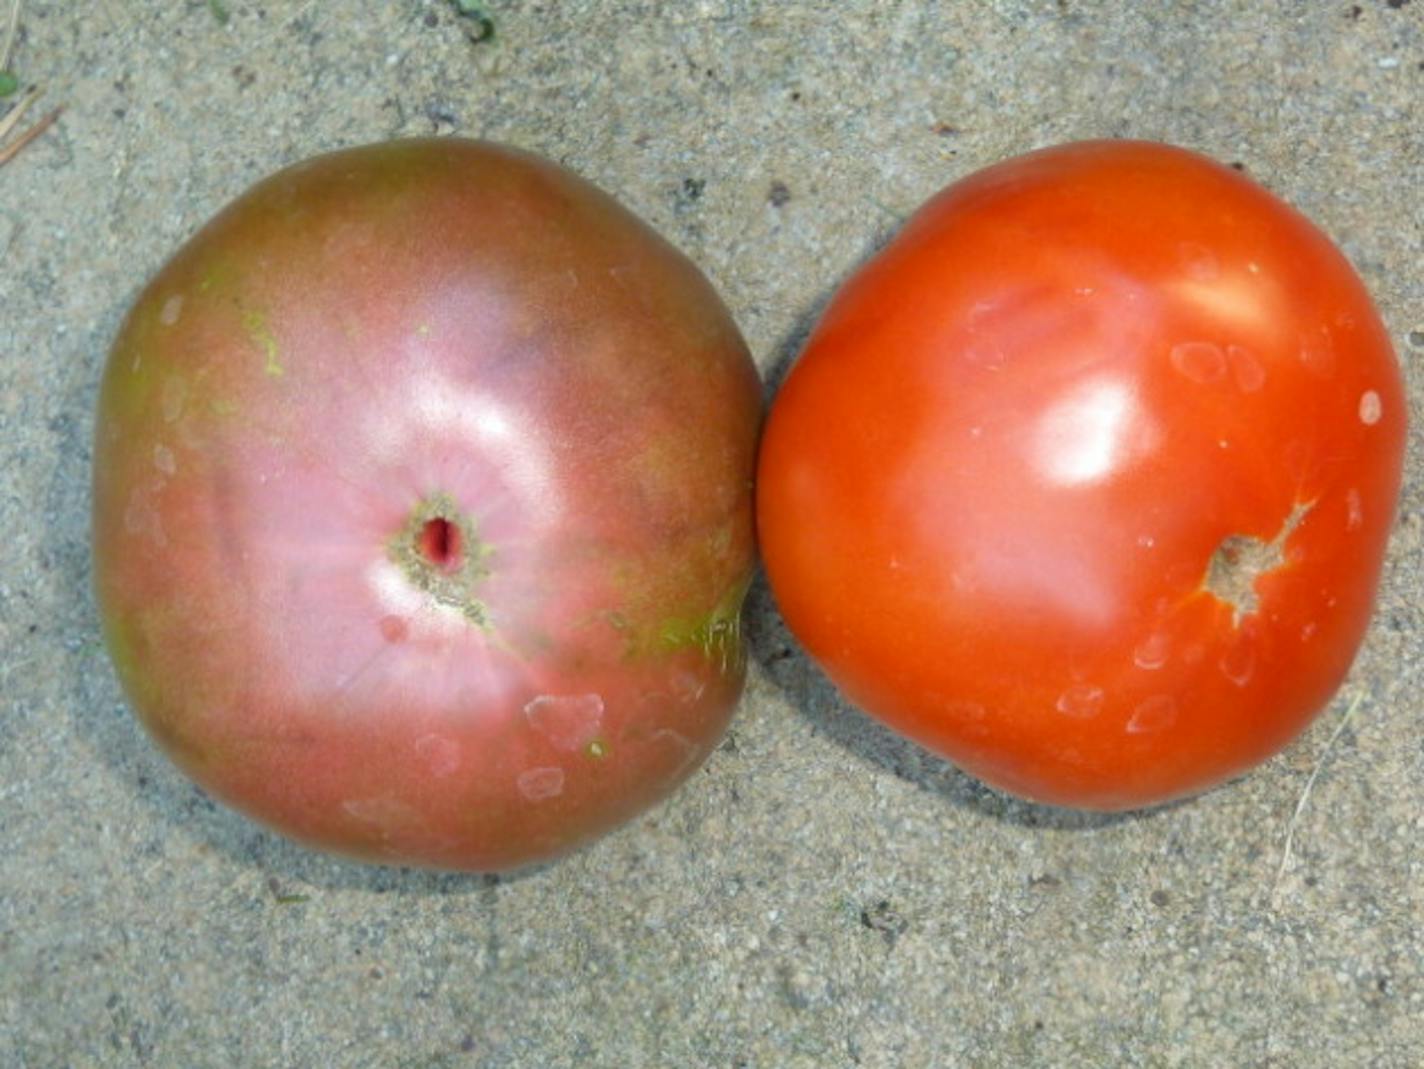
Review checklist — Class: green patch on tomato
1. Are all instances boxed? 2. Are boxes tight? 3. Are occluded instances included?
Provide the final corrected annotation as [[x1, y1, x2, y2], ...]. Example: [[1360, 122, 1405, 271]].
[[240, 310, 285, 377], [656, 573, 751, 674]]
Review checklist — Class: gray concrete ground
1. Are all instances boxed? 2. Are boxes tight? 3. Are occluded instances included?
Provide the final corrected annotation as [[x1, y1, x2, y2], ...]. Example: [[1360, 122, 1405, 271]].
[[3, 2, 1423, 1066]]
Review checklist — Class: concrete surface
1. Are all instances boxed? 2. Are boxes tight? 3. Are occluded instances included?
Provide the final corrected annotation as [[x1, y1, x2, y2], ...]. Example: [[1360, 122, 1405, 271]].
[[3, 1, 1423, 1066]]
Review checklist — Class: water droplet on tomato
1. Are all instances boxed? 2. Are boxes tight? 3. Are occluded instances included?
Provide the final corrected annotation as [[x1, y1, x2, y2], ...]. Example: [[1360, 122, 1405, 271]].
[[523, 693, 606, 751], [1133, 633, 1171, 670], [1219, 635, 1256, 687], [1056, 685, 1104, 718], [1359, 390, 1382, 425], [1127, 695, 1177, 734], [1170, 341, 1226, 384], [517, 767, 565, 801], [1226, 344, 1266, 392]]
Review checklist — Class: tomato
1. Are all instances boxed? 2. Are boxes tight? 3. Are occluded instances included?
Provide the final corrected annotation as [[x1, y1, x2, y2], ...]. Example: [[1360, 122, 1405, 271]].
[[757, 140, 1406, 810], [93, 139, 761, 870]]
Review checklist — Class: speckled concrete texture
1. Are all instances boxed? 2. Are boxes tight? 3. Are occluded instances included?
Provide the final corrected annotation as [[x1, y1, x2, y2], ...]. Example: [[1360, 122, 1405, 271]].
[[2, 2, 1423, 1066]]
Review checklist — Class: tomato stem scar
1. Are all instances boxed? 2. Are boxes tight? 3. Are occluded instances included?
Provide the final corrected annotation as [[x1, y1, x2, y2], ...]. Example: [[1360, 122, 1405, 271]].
[[389, 493, 493, 626], [1204, 499, 1313, 625]]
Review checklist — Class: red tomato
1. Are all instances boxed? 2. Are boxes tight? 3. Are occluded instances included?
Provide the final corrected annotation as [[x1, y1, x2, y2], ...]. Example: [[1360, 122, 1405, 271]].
[[757, 140, 1406, 810], [93, 140, 761, 870]]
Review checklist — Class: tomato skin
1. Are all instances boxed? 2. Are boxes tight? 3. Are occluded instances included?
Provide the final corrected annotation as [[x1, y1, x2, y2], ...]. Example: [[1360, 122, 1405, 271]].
[[93, 139, 761, 870], [757, 140, 1406, 810]]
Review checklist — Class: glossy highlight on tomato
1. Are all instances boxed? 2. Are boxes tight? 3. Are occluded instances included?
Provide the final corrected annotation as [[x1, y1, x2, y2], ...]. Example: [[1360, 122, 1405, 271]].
[[93, 139, 761, 870], [757, 140, 1406, 810]]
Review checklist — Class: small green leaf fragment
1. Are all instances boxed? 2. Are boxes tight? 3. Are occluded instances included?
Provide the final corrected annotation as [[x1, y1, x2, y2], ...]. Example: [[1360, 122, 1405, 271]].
[[207, 0, 231, 25], [656, 575, 750, 673], [267, 876, 309, 904], [0, 72, 18, 98], [451, 1, 495, 42]]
